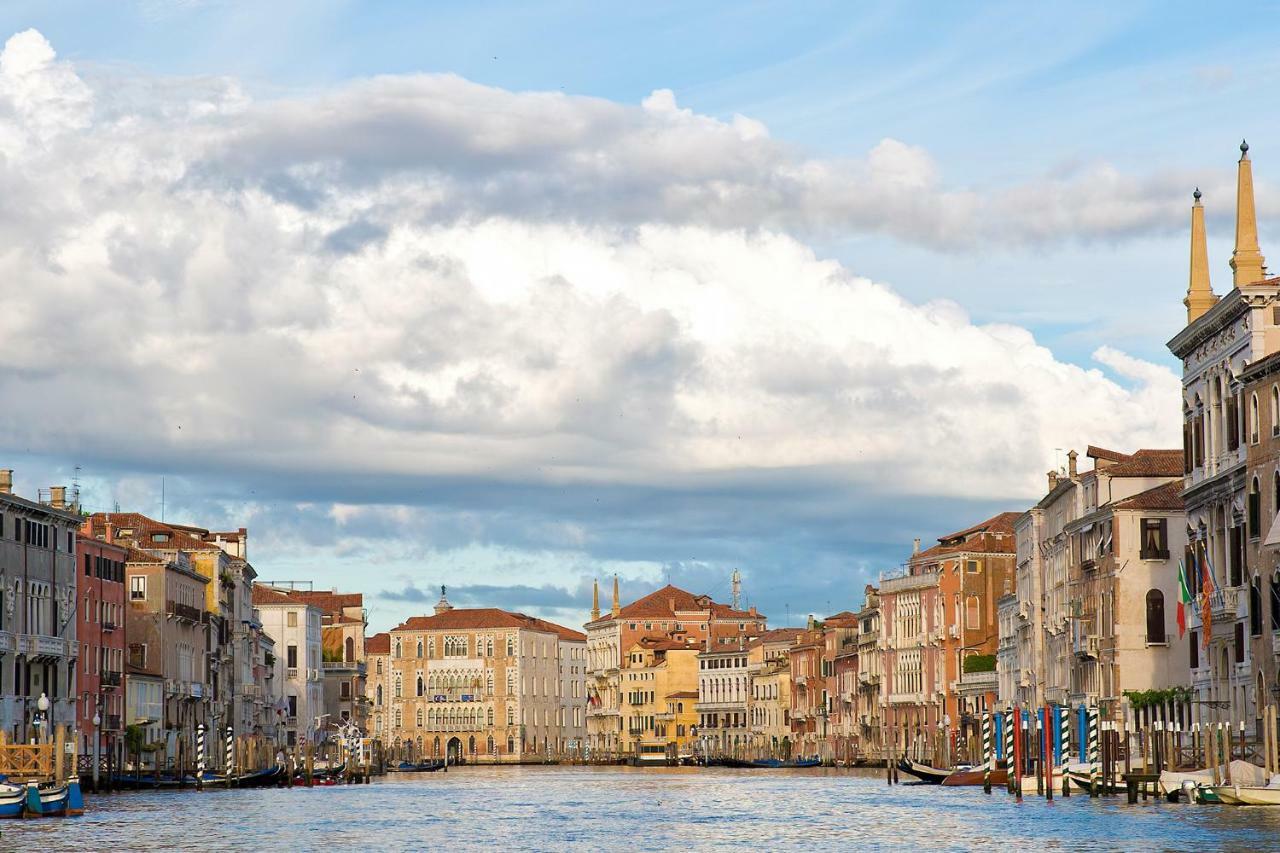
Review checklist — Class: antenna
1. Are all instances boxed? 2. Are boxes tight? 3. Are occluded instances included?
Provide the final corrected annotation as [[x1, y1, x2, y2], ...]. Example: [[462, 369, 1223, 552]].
[[71, 465, 82, 511], [731, 569, 741, 610]]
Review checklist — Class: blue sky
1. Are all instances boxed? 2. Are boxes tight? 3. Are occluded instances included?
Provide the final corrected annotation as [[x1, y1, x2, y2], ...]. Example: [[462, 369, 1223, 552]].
[[0, 2, 1271, 630]]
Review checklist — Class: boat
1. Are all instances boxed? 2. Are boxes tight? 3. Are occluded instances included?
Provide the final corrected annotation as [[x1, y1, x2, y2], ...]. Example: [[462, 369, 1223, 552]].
[[391, 760, 444, 773], [0, 783, 26, 818], [1158, 761, 1267, 800], [897, 758, 956, 784], [1230, 781, 1280, 806], [942, 764, 1008, 787], [751, 757, 823, 769], [1203, 784, 1247, 805]]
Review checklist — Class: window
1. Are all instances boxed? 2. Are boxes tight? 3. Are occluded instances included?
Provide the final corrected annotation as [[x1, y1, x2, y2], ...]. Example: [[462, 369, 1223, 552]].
[[1230, 526, 1245, 587], [287, 695, 298, 717], [1139, 519, 1169, 560], [375, 684, 383, 706], [128, 643, 146, 668], [1189, 631, 1199, 669], [1227, 394, 1240, 450], [1144, 590, 1165, 644], [287, 612, 297, 628], [965, 560, 979, 573], [1273, 385, 1279, 436], [345, 637, 355, 662], [341, 681, 351, 699], [129, 576, 146, 601], [1251, 393, 1261, 444], [84, 554, 91, 576], [286, 644, 298, 668], [1249, 478, 1262, 540], [1234, 622, 1246, 664], [1250, 580, 1263, 637]]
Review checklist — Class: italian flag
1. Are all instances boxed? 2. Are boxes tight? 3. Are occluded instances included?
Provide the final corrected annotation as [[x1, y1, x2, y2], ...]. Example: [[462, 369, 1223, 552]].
[[1176, 559, 1192, 639]]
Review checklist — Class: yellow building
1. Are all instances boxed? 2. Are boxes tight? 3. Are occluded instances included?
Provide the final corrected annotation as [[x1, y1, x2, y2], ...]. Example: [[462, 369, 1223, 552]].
[[619, 638, 699, 764], [747, 628, 803, 759]]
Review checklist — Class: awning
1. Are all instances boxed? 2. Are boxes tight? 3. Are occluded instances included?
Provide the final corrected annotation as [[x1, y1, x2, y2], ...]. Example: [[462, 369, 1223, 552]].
[[1264, 512, 1280, 548]]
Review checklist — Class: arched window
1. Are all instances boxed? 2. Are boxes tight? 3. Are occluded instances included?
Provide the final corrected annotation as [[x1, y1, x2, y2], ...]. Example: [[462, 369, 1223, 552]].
[[433, 737, 441, 756], [1250, 578, 1263, 636], [487, 736, 495, 754], [417, 639, 424, 658], [375, 684, 383, 706], [416, 708, 424, 727], [1274, 471, 1280, 519], [1250, 477, 1262, 537], [417, 675, 424, 696], [506, 736, 515, 755], [345, 636, 355, 662], [487, 706, 494, 726], [486, 672, 494, 696], [1145, 589, 1165, 644], [1251, 393, 1260, 443], [469, 735, 476, 755], [394, 673, 402, 698], [376, 659, 382, 675], [394, 640, 402, 659], [1272, 385, 1279, 436]]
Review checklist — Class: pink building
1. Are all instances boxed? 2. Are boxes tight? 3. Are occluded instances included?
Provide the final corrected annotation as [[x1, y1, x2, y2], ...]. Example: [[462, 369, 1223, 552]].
[[77, 521, 127, 763]]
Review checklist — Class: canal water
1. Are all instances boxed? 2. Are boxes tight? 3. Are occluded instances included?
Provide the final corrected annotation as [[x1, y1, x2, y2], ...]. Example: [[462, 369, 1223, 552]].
[[8, 767, 1280, 851]]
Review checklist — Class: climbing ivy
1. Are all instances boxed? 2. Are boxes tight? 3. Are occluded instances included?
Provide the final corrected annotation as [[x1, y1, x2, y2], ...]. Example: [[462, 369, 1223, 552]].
[[1122, 686, 1193, 710]]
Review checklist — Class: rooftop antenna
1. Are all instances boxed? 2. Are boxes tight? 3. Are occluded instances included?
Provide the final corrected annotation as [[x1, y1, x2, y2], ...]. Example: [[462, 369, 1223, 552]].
[[731, 569, 741, 610], [785, 603, 790, 628], [71, 465, 81, 512]]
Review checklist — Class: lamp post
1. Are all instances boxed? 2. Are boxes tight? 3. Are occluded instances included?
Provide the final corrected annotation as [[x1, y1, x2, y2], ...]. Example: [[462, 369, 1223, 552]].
[[34, 692, 51, 744], [92, 709, 102, 791]]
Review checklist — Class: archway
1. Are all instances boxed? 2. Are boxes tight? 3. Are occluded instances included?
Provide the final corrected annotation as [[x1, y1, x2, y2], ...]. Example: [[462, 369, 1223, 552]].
[[447, 736, 463, 764]]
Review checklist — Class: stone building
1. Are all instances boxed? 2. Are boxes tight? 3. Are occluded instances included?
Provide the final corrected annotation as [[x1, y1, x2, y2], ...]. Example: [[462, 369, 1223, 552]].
[[123, 546, 211, 767], [696, 644, 754, 758], [584, 580, 765, 756], [385, 591, 586, 763], [0, 474, 82, 743], [365, 632, 391, 741], [745, 628, 802, 759], [851, 590, 883, 760], [76, 524, 127, 761], [821, 612, 861, 763], [787, 627, 825, 758], [619, 637, 698, 762], [880, 512, 1016, 763], [253, 585, 325, 747], [1168, 142, 1280, 727]]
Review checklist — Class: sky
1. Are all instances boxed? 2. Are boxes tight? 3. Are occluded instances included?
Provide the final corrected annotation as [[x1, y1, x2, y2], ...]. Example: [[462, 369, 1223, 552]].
[[0, 1, 1273, 632]]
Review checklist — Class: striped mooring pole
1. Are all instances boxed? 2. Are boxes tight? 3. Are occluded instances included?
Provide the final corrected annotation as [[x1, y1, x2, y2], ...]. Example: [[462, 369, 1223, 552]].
[[196, 723, 206, 792], [1060, 705, 1071, 797], [225, 727, 235, 786], [1088, 708, 1100, 797], [982, 712, 992, 794], [1003, 709, 1014, 794]]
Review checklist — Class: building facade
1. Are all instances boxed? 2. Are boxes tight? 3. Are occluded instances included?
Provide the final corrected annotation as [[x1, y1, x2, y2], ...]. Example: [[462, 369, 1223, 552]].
[[0, 474, 81, 743], [76, 525, 127, 761], [584, 581, 765, 756], [254, 586, 325, 747], [385, 592, 586, 763]]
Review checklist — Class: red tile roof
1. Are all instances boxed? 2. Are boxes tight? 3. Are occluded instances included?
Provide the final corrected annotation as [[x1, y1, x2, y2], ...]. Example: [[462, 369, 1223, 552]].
[[1113, 480, 1184, 511], [269, 589, 363, 617], [88, 512, 223, 554], [940, 511, 1020, 543], [1101, 449, 1183, 478], [1086, 446, 1129, 463], [365, 632, 391, 655], [392, 608, 585, 641], [600, 584, 759, 622], [666, 690, 699, 699], [252, 585, 300, 606]]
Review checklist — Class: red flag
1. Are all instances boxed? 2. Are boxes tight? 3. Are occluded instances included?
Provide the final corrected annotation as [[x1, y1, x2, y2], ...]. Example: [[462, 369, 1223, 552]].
[[1199, 541, 1214, 648]]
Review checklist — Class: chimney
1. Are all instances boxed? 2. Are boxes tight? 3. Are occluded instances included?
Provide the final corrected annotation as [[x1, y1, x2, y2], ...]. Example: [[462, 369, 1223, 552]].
[[49, 486, 67, 510], [0, 469, 11, 494], [1047, 470, 1059, 491], [1067, 450, 1078, 478], [912, 538, 921, 555]]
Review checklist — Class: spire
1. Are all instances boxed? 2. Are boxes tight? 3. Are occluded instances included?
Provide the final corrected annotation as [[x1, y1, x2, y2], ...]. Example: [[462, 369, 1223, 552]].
[[1231, 139, 1267, 287], [591, 578, 600, 622], [1186, 186, 1217, 323], [611, 574, 620, 617]]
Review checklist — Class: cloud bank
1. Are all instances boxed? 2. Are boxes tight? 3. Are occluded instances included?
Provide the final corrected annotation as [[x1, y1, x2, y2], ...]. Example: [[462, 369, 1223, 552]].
[[0, 30, 1182, 628]]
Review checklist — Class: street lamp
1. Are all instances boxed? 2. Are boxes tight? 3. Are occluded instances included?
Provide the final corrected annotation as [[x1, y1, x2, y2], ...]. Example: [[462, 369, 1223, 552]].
[[92, 709, 102, 791], [34, 692, 51, 744]]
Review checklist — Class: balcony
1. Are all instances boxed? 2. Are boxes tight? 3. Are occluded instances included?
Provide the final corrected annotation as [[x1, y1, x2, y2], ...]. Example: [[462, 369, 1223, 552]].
[[286, 667, 298, 680], [102, 620, 117, 632], [1199, 587, 1244, 623], [103, 714, 121, 731], [166, 600, 203, 623], [24, 634, 67, 659], [101, 670, 122, 688], [0, 630, 13, 654]]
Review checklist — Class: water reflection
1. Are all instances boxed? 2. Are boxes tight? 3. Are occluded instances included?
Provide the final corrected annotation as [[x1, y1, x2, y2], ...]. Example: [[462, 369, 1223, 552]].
[[8, 767, 1280, 851]]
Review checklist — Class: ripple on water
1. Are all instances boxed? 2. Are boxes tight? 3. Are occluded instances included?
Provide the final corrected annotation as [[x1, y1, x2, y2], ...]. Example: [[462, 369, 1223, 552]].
[[5, 767, 1280, 852]]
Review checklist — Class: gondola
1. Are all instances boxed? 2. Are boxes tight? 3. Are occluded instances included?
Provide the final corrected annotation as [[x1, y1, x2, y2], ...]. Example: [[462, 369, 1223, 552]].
[[941, 763, 1008, 787], [896, 758, 956, 784]]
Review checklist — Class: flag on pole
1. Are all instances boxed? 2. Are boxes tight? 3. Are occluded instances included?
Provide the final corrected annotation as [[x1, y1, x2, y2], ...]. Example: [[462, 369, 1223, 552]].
[[1176, 559, 1192, 639], [1199, 540, 1214, 648]]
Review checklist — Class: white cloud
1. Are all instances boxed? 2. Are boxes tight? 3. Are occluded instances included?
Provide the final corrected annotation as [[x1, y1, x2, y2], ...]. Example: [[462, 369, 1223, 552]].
[[0, 30, 1182, 524]]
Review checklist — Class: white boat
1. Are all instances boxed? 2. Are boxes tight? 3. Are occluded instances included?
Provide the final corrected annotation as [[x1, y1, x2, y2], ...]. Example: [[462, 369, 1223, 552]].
[[1232, 782, 1280, 806], [1158, 761, 1268, 799], [1204, 784, 1246, 805]]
